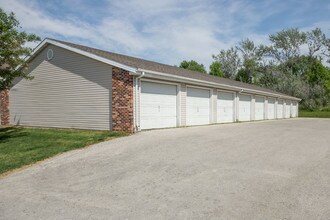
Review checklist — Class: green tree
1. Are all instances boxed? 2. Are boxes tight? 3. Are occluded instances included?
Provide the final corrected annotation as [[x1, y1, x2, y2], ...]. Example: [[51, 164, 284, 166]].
[[212, 47, 240, 79], [302, 61, 330, 108], [0, 7, 40, 91], [258, 63, 279, 89], [236, 38, 266, 62], [209, 61, 224, 77], [234, 39, 267, 84], [326, 39, 330, 63], [268, 28, 307, 62], [235, 68, 251, 83], [306, 28, 328, 58], [179, 60, 207, 73], [306, 60, 330, 90], [211, 27, 330, 109]]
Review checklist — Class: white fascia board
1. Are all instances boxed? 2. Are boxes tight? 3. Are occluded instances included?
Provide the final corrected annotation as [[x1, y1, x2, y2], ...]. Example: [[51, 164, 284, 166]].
[[137, 68, 301, 101], [15, 40, 47, 71], [18, 39, 137, 73]]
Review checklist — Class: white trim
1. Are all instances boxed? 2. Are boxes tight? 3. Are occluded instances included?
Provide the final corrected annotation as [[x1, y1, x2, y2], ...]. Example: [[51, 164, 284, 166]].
[[138, 68, 301, 101], [19, 39, 137, 73], [139, 79, 181, 129]]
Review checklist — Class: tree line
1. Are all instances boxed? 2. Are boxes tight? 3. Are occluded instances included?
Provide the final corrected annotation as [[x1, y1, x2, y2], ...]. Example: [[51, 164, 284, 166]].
[[179, 28, 330, 110]]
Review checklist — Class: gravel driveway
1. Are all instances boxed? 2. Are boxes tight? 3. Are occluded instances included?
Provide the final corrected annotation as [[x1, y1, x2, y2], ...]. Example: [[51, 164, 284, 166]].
[[0, 118, 330, 219]]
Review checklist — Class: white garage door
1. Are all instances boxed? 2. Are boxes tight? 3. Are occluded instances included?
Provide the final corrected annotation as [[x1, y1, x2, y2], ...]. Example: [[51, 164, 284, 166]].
[[285, 101, 291, 118], [255, 96, 265, 120], [277, 100, 284, 119], [238, 94, 251, 121], [217, 91, 235, 123], [292, 102, 297, 117], [267, 98, 275, 120], [140, 81, 177, 129], [186, 87, 210, 126]]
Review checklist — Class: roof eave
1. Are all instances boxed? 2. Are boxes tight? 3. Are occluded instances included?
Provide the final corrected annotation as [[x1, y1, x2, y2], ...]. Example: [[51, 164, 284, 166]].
[[137, 68, 301, 101], [16, 38, 301, 101]]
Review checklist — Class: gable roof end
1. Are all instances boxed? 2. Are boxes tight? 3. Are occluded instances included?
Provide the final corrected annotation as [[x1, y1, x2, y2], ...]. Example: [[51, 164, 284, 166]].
[[23, 38, 138, 73]]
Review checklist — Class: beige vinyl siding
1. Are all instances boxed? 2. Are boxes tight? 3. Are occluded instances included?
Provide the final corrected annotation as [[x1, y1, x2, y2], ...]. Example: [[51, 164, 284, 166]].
[[10, 45, 112, 130]]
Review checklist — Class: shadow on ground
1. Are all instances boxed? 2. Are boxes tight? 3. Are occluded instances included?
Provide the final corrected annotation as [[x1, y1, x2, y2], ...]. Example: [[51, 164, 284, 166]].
[[0, 127, 27, 142]]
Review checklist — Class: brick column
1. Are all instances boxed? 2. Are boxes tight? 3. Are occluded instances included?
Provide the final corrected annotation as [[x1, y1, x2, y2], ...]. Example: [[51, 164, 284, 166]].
[[0, 89, 10, 126], [111, 67, 134, 133]]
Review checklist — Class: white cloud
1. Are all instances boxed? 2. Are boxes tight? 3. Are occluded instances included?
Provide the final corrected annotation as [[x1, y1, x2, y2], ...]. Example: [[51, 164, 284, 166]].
[[1, 1, 98, 41], [1, 0, 329, 69]]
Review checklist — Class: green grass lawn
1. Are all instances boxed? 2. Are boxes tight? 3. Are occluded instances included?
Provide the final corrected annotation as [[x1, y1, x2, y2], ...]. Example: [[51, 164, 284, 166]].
[[299, 110, 330, 118], [0, 127, 127, 175]]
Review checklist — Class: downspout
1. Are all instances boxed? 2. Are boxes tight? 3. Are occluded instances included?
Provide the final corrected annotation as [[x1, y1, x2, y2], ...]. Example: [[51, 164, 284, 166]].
[[135, 71, 145, 132]]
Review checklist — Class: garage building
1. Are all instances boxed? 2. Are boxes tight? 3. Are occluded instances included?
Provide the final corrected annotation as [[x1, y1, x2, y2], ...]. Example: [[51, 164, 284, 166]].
[[5, 39, 301, 132]]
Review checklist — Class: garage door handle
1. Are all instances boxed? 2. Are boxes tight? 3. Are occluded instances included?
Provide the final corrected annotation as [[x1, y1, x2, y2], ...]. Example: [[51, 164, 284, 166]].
[[197, 107, 199, 112], [158, 106, 160, 112]]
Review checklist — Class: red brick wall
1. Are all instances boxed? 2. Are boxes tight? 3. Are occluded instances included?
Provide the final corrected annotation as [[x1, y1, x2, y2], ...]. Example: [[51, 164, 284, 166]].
[[0, 89, 10, 126], [111, 67, 134, 133]]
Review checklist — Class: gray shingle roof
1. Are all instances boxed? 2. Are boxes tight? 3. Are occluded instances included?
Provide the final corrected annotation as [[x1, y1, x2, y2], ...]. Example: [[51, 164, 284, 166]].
[[49, 38, 299, 100]]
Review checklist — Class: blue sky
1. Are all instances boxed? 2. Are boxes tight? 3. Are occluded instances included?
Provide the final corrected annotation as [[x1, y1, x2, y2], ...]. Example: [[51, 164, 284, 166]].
[[1, 0, 330, 68]]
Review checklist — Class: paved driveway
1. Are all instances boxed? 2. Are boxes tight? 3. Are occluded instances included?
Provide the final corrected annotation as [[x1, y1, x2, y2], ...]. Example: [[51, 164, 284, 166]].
[[1, 118, 330, 219]]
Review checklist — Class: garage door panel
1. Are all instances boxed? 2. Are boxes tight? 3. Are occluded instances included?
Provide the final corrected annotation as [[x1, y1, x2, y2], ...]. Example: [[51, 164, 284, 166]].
[[285, 101, 291, 118], [239, 94, 251, 121], [186, 87, 210, 126], [267, 98, 275, 120], [187, 88, 210, 98], [140, 81, 178, 130], [277, 100, 284, 119], [217, 91, 234, 123], [141, 82, 177, 95], [292, 102, 297, 117], [255, 96, 265, 120]]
